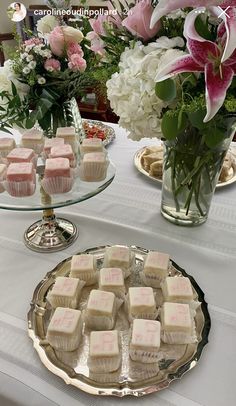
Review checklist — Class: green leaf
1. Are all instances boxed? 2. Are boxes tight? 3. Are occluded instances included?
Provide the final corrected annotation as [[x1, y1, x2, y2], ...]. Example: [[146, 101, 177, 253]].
[[155, 79, 176, 102], [161, 112, 185, 140], [188, 109, 206, 130], [11, 82, 17, 97], [204, 127, 226, 148], [25, 117, 35, 129], [195, 15, 213, 41]]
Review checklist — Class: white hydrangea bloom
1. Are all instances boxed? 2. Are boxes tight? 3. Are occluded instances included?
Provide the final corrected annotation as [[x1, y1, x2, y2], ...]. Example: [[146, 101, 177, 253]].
[[107, 37, 185, 141], [0, 62, 29, 106]]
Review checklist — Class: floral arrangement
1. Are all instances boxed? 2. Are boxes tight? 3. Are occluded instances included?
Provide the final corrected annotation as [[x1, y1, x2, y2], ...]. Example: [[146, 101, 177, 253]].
[[0, 13, 94, 134]]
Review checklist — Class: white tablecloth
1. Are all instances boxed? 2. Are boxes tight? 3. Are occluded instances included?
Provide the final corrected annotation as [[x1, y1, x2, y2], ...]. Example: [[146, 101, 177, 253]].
[[0, 124, 236, 406]]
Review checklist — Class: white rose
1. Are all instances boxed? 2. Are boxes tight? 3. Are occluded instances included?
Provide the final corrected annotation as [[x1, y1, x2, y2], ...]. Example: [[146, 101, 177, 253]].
[[28, 61, 36, 69], [62, 26, 84, 44], [37, 77, 46, 85], [0, 67, 12, 94], [37, 15, 59, 36]]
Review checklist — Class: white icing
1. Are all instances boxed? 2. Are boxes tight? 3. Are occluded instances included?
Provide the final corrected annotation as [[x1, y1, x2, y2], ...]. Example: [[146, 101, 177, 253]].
[[100, 268, 124, 287], [163, 277, 193, 299], [144, 251, 170, 275], [90, 330, 119, 357], [129, 287, 156, 313], [50, 277, 79, 297], [131, 319, 160, 349], [71, 254, 95, 274], [47, 307, 81, 334], [105, 246, 130, 268], [162, 302, 192, 332], [87, 289, 115, 316]]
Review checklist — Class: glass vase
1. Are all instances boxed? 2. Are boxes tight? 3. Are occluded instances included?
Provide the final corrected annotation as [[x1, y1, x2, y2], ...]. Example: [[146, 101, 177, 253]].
[[161, 117, 236, 226], [38, 97, 85, 142]]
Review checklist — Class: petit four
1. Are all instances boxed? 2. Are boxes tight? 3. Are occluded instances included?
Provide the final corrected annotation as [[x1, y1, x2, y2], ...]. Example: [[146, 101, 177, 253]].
[[128, 287, 157, 320], [88, 330, 121, 372], [50, 144, 76, 167], [21, 129, 44, 153], [129, 319, 161, 363], [99, 268, 125, 297], [85, 289, 117, 330], [5, 162, 36, 197], [0, 137, 16, 157], [142, 251, 170, 288], [7, 148, 37, 167], [46, 276, 85, 309], [80, 152, 108, 182], [46, 307, 83, 351], [42, 158, 73, 194], [161, 277, 194, 304], [56, 126, 78, 153], [103, 245, 134, 279], [70, 254, 97, 286], [0, 163, 7, 192], [160, 302, 197, 344], [80, 138, 104, 155], [43, 138, 64, 158]]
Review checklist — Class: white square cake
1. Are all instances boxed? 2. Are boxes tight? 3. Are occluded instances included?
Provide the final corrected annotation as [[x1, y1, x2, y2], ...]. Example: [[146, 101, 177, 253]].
[[89, 330, 121, 372], [104, 246, 133, 278], [70, 254, 96, 285], [161, 302, 192, 333], [161, 277, 194, 303], [130, 319, 161, 363], [46, 307, 83, 351], [99, 268, 125, 296], [143, 251, 170, 287], [80, 138, 104, 155], [46, 276, 84, 309], [128, 287, 156, 318], [85, 290, 116, 330], [56, 126, 76, 143]]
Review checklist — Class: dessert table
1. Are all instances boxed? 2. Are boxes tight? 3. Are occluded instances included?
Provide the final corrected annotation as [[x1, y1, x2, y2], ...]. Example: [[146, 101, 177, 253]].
[[0, 123, 235, 406]]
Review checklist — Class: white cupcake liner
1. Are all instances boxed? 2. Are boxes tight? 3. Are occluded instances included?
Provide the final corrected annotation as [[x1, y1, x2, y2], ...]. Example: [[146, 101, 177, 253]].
[[79, 159, 109, 182], [89, 369, 120, 383], [140, 272, 166, 288], [0, 182, 5, 193], [129, 347, 163, 364], [69, 270, 98, 286], [46, 280, 86, 309], [41, 174, 74, 195], [84, 297, 123, 331], [3, 179, 36, 197], [46, 317, 83, 352], [129, 359, 159, 380], [88, 354, 121, 373]]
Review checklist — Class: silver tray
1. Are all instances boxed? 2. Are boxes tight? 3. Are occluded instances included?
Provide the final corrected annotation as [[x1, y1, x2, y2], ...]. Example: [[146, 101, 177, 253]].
[[28, 245, 211, 397], [82, 119, 116, 147], [134, 145, 236, 189]]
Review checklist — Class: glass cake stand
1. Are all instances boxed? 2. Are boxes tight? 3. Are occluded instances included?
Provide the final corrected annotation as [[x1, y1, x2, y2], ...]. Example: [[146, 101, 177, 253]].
[[0, 160, 115, 253]]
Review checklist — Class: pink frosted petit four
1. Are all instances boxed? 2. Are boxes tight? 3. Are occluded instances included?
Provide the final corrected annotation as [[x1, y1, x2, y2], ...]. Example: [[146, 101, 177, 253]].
[[5, 162, 36, 197], [21, 129, 44, 153], [43, 138, 64, 157], [0, 138, 16, 157], [50, 144, 76, 167], [42, 158, 73, 194], [7, 148, 37, 167]]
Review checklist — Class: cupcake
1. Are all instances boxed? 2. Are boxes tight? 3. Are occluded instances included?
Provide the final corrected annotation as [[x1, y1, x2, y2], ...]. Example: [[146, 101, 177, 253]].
[[129, 319, 161, 363], [46, 276, 85, 309], [46, 307, 83, 351], [88, 330, 121, 373], [41, 158, 74, 195], [4, 162, 36, 197]]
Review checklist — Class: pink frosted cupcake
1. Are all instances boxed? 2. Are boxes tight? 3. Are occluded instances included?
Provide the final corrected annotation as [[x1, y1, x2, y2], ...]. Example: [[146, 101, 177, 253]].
[[4, 162, 36, 197], [41, 157, 74, 195]]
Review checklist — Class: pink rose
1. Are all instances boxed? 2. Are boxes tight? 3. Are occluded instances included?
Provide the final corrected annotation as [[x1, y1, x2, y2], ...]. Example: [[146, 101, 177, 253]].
[[44, 58, 61, 72], [122, 0, 161, 41], [67, 42, 84, 58], [68, 54, 87, 72], [86, 32, 105, 56], [24, 38, 42, 46], [48, 26, 65, 57]]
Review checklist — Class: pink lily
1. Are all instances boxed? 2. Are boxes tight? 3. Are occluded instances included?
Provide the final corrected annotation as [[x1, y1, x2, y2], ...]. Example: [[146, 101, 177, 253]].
[[155, 8, 236, 122], [150, 0, 236, 62]]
